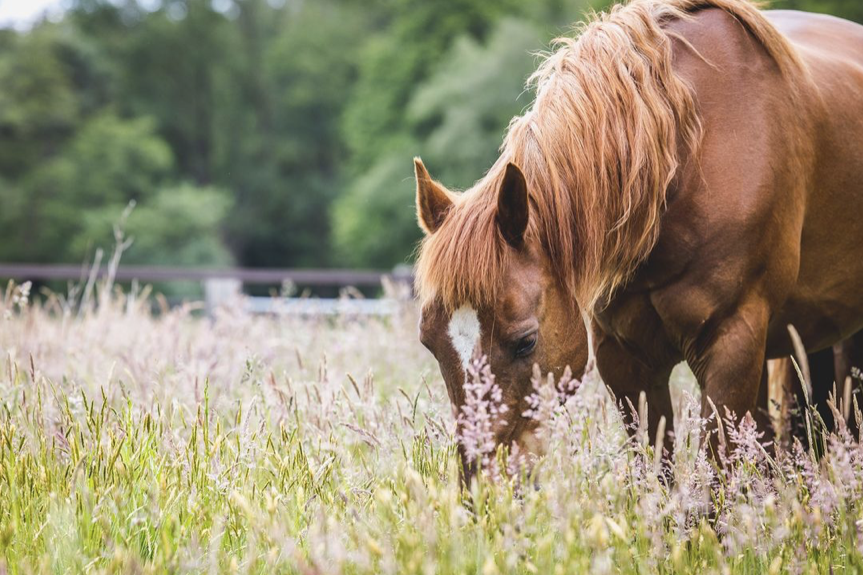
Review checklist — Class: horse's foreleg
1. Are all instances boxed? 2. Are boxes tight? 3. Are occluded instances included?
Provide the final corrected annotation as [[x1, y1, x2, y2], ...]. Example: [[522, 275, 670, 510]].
[[594, 329, 675, 456], [686, 297, 772, 462]]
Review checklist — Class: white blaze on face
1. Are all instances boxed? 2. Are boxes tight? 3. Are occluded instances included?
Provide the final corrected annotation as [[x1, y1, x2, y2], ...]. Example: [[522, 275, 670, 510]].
[[447, 305, 481, 374]]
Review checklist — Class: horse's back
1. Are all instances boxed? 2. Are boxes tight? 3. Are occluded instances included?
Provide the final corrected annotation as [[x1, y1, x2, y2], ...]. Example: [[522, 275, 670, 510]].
[[767, 10, 863, 66]]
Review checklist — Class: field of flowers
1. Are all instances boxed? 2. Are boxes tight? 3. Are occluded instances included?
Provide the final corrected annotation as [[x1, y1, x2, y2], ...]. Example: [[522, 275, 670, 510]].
[[1, 277, 863, 574]]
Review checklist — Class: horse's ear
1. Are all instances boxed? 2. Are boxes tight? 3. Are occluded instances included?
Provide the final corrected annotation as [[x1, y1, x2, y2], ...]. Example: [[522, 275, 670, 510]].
[[496, 162, 529, 247], [415, 157, 453, 234]]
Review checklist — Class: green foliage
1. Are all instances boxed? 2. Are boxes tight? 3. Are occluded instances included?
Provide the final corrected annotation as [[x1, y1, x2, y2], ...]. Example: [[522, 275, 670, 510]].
[[332, 149, 422, 267], [334, 18, 547, 266], [42, 113, 172, 208], [82, 184, 234, 267], [0, 10, 237, 269], [407, 19, 545, 189], [342, 0, 520, 170], [775, 0, 863, 23], [224, 0, 371, 268], [108, 0, 241, 184], [0, 25, 99, 179], [0, 112, 171, 262]]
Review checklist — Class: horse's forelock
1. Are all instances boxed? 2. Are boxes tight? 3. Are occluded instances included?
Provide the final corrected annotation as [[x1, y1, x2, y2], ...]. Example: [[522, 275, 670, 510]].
[[415, 176, 519, 312]]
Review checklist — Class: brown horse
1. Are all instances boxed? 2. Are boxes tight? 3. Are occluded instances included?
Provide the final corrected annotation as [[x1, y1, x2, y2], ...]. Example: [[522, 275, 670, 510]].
[[414, 0, 863, 479]]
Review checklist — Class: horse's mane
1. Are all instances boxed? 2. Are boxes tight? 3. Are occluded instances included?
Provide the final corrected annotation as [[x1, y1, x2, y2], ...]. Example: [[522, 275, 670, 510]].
[[415, 0, 804, 312]]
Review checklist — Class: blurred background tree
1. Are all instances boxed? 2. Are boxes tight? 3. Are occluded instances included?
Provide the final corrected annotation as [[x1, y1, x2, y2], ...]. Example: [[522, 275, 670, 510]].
[[0, 0, 858, 271]]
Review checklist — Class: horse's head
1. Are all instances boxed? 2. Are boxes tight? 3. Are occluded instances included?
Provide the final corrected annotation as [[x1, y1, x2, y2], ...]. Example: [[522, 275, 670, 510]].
[[413, 158, 588, 482]]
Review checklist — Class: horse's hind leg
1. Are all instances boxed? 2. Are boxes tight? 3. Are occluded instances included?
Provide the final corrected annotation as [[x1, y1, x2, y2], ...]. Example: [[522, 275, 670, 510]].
[[831, 330, 863, 438], [783, 346, 835, 452], [811, 346, 841, 431], [782, 333, 863, 450]]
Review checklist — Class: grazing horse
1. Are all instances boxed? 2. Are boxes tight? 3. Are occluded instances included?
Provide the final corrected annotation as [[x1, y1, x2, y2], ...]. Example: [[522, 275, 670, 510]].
[[414, 0, 863, 479]]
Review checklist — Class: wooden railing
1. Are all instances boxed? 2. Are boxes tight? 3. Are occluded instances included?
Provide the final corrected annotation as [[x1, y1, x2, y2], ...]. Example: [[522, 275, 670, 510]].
[[0, 264, 415, 315], [0, 264, 412, 287]]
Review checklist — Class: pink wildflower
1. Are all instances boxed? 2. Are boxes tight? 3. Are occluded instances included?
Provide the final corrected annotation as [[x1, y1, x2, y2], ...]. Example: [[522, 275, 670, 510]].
[[456, 355, 509, 474]]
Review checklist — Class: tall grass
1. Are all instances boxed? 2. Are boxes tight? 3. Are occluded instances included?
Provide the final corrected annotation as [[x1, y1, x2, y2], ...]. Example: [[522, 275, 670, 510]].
[[1, 280, 863, 574]]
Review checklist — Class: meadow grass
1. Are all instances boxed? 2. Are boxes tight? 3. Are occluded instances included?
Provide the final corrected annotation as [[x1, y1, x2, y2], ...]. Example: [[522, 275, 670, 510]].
[[1, 280, 863, 574]]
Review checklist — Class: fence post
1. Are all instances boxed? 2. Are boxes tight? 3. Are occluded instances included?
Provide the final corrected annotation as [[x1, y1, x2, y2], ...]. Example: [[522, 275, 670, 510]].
[[204, 277, 242, 315]]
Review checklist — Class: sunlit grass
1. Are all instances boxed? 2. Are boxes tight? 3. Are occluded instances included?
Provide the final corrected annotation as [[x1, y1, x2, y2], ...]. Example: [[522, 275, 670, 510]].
[[1, 281, 863, 574]]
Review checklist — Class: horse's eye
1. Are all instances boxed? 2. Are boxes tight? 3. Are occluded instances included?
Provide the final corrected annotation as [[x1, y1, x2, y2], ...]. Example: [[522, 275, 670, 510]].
[[515, 333, 538, 358]]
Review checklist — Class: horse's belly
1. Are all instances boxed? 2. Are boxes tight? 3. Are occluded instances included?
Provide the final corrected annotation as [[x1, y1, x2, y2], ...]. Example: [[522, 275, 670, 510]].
[[768, 235, 863, 356], [768, 194, 863, 356], [767, 294, 863, 358]]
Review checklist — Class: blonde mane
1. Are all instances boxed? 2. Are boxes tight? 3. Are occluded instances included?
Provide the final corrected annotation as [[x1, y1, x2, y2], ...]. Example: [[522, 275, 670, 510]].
[[416, 0, 804, 312]]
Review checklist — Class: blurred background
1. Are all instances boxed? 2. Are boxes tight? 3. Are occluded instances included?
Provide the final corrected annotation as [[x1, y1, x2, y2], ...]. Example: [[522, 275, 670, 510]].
[[0, 0, 859, 299]]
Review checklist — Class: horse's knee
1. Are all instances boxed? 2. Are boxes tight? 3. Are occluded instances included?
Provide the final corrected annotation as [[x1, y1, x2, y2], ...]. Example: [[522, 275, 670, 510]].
[[685, 302, 772, 456]]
